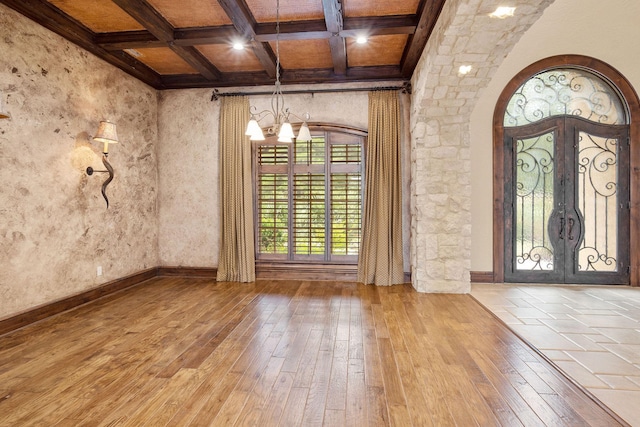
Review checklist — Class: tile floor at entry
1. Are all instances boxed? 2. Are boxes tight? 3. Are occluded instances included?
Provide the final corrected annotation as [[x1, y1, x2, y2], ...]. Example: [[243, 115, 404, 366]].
[[471, 283, 640, 426]]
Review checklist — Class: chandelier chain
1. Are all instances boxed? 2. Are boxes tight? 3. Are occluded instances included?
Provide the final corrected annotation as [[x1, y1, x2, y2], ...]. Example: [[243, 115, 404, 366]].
[[275, 0, 280, 84]]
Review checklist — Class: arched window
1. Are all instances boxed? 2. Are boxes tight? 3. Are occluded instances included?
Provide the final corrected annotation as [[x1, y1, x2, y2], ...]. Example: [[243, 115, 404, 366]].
[[493, 56, 640, 285], [253, 124, 366, 263]]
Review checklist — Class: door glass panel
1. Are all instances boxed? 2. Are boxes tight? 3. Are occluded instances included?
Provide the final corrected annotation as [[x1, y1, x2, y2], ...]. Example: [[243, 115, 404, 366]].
[[515, 133, 555, 270], [577, 132, 618, 271], [504, 69, 626, 127]]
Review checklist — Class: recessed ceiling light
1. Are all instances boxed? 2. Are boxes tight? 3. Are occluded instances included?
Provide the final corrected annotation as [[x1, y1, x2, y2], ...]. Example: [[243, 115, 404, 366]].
[[233, 42, 244, 50], [458, 65, 472, 75], [489, 6, 516, 19], [356, 36, 368, 44]]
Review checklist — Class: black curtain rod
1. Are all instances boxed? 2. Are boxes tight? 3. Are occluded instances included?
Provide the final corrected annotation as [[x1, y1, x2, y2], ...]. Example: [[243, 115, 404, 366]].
[[210, 82, 411, 101]]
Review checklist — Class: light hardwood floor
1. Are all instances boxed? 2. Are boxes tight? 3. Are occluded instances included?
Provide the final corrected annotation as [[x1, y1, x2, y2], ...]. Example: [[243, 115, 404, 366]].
[[0, 278, 627, 426]]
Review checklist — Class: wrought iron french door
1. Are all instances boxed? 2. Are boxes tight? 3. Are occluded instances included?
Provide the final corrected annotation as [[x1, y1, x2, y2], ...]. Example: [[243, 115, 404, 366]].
[[504, 116, 630, 284]]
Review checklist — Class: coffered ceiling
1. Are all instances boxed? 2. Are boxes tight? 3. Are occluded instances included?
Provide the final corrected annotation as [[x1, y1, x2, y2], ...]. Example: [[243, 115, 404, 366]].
[[1, 0, 446, 89]]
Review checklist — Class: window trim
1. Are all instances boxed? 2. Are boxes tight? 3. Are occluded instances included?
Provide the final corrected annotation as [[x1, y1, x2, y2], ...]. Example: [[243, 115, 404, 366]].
[[252, 122, 368, 264]]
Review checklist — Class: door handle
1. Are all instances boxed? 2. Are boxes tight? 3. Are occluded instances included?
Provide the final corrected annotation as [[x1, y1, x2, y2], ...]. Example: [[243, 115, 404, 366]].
[[568, 217, 575, 240], [559, 217, 565, 240]]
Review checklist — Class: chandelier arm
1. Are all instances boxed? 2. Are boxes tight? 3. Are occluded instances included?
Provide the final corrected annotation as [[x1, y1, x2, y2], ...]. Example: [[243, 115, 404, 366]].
[[249, 108, 277, 122], [286, 111, 311, 122]]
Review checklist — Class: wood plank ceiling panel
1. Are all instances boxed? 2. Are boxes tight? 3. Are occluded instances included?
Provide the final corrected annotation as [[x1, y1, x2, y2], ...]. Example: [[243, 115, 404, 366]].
[[244, 0, 324, 22], [47, 0, 144, 32], [347, 34, 408, 67], [343, 0, 421, 17], [268, 39, 333, 69], [197, 44, 264, 72], [146, 0, 232, 27], [132, 47, 199, 74]]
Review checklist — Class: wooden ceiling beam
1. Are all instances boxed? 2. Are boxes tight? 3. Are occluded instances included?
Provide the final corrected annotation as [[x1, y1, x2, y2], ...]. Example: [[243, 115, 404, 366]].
[[341, 15, 417, 37], [0, 0, 163, 88], [216, 0, 277, 78], [174, 26, 242, 45], [160, 65, 404, 89], [96, 15, 418, 49], [401, 0, 446, 77], [322, 0, 347, 75], [111, 0, 221, 80], [254, 20, 330, 42], [96, 31, 166, 50]]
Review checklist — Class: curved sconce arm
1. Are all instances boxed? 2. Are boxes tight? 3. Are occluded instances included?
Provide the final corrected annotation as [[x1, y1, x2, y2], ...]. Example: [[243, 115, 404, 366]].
[[86, 120, 118, 208], [86, 155, 114, 208]]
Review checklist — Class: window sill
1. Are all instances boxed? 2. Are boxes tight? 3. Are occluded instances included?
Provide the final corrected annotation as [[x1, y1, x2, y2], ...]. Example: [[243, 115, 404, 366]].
[[255, 261, 358, 281]]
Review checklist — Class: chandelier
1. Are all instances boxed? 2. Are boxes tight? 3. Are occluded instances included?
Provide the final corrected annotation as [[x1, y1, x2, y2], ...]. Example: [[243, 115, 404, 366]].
[[245, 0, 312, 143]]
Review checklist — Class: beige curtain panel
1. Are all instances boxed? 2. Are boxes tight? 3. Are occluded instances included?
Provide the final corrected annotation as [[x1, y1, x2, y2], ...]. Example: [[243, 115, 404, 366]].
[[217, 96, 256, 282], [358, 90, 404, 286]]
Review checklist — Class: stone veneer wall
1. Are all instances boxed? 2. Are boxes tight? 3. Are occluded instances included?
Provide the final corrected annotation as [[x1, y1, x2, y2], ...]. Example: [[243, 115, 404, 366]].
[[410, 0, 554, 292], [0, 4, 159, 320]]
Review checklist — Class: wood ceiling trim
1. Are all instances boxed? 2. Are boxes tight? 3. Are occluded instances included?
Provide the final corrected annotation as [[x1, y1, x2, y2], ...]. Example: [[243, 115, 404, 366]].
[[254, 20, 329, 42], [341, 15, 417, 37], [216, 0, 277, 78], [96, 30, 166, 50], [160, 65, 404, 89], [0, 0, 163, 87], [174, 26, 242, 45], [97, 15, 418, 50], [401, 0, 446, 77], [111, 0, 221, 80], [321, 0, 346, 75]]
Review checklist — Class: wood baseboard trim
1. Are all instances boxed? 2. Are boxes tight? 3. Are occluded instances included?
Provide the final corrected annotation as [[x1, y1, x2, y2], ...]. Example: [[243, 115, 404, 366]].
[[157, 267, 218, 278], [0, 268, 158, 336], [470, 271, 495, 283], [0, 264, 412, 336], [255, 263, 411, 283]]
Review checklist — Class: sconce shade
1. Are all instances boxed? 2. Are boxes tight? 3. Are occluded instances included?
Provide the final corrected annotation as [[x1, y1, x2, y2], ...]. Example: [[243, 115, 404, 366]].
[[296, 122, 312, 142], [93, 121, 119, 153]]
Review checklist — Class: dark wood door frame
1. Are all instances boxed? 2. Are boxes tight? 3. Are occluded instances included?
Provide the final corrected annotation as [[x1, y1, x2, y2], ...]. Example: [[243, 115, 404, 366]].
[[493, 55, 640, 286]]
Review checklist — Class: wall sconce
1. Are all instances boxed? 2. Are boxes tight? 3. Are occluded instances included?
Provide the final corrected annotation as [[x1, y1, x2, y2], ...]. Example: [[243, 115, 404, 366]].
[[86, 120, 118, 208], [0, 92, 10, 119]]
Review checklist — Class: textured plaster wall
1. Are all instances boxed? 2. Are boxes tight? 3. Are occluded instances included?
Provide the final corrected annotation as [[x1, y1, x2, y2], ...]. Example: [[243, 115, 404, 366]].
[[158, 89, 219, 267], [410, 0, 553, 292], [158, 86, 412, 271], [0, 4, 158, 320], [469, 0, 640, 271]]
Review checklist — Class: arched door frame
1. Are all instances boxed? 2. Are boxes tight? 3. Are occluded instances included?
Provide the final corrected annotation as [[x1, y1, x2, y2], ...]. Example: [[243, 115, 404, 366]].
[[493, 55, 640, 285]]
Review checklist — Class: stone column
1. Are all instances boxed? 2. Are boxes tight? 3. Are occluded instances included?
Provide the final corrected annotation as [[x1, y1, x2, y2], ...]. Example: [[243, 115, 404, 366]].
[[409, 0, 554, 292]]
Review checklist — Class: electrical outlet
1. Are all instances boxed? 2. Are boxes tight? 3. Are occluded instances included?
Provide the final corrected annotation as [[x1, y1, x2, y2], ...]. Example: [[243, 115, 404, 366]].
[[97, 266, 103, 276]]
